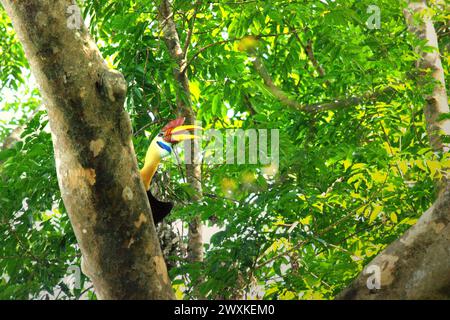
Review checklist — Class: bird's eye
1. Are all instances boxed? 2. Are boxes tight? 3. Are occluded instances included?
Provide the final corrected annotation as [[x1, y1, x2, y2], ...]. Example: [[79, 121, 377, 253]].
[[157, 133, 163, 137]]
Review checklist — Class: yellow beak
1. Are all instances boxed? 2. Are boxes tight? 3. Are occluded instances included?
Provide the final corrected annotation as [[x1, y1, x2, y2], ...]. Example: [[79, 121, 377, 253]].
[[171, 134, 199, 142], [170, 125, 203, 133], [167, 124, 203, 142]]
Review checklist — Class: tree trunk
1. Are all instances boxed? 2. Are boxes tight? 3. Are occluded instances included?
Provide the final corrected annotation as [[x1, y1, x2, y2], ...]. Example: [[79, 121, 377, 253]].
[[405, 0, 450, 154], [1, 0, 174, 300], [158, 0, 204, 263], [338, 0, 450, 299]]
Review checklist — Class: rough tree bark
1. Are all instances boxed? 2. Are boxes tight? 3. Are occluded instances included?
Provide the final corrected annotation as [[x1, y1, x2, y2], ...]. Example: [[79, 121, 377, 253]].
[[1, 0, 174, 299], [338, 0, 450, 299], [158, 0, 204, 263]]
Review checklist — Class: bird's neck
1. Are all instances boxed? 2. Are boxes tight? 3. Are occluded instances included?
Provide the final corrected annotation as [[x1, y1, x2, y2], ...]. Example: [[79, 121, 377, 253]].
[[140, 153, 161, 191]]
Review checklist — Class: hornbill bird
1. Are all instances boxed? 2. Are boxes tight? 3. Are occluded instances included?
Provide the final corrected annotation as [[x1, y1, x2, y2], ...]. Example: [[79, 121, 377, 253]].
[[140, 118, 201, 224]]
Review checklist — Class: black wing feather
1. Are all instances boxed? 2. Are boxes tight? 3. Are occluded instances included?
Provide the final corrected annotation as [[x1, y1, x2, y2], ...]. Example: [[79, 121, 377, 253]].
[[147, 190, 174, 224]]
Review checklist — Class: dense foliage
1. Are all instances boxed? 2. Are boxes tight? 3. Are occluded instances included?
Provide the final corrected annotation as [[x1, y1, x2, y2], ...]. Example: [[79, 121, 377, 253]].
[[1, 0, 448, 299]]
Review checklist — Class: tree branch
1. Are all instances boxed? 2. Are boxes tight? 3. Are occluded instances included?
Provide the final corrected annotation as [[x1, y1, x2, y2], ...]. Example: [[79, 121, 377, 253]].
[[285, 22, 327, 79], [182, 0, 202, 59], [252, 55, 392, 113]]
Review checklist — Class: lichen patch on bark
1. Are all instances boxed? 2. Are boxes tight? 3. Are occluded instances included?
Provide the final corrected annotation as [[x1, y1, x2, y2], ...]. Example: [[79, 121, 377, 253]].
[[122, 186, 133, 201], [134, 212, 148, 229], [90, 138, 105, 157], [377, 254, 399, 286], [66, 167, 96, 187], [126, 237, 135, 248], [79, 86, 87, 99], [153, 255, 170, 285], [432, 222, 446, 234]]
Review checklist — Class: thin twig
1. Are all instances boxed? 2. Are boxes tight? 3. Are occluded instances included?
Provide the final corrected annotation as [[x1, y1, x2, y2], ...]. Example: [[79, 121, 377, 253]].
[[183, 0, 202, 59]]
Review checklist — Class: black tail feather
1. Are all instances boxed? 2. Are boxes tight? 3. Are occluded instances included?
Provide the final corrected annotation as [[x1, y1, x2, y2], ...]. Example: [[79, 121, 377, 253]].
[[147, 190, 174, 224]]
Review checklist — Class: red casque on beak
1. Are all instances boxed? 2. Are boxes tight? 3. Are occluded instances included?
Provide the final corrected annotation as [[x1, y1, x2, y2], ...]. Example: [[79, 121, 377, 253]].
[[162, 117, 202, 144]]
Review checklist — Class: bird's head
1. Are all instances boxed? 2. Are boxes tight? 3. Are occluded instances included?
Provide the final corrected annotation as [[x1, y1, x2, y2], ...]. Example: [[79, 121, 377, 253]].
[[150, 117, 201, 159]]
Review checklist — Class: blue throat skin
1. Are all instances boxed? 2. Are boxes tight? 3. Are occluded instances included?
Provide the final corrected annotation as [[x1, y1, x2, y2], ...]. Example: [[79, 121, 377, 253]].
[[157, 141, 172, 153]]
